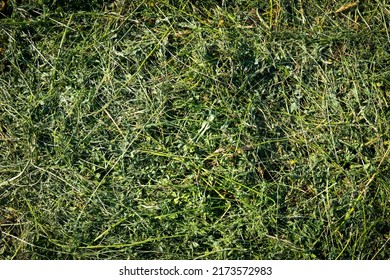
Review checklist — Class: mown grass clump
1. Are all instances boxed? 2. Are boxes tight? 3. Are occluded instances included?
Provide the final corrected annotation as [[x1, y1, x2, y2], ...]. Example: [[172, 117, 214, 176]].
[[0, 0, 389, 259]]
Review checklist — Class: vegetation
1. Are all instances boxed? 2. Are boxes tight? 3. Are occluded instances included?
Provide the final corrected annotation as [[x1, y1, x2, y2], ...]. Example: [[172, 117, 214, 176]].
[[0, 0, 389, 259]]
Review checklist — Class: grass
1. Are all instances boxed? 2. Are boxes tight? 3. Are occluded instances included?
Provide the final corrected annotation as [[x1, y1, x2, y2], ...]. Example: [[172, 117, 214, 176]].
[[0, 0, 389, 259]]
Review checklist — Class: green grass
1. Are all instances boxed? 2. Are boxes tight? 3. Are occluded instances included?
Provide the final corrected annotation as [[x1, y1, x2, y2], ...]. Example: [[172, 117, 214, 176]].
[[0, 0, 389, 259]]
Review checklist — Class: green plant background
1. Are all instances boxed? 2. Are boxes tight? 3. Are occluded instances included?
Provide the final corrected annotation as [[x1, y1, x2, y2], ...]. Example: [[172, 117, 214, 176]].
[[0, 0, 389, 259]]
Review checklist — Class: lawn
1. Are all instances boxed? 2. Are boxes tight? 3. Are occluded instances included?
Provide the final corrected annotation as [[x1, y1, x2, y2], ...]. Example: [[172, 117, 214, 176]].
[[0, 0, 389, 259]]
